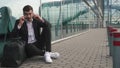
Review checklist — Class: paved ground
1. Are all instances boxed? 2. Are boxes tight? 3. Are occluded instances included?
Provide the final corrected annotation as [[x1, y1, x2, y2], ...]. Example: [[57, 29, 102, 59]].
[[19, 28, 112, 68]]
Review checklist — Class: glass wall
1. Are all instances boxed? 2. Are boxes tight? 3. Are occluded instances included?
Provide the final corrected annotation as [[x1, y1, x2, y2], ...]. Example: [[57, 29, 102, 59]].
[[41, 0, 96, 41]]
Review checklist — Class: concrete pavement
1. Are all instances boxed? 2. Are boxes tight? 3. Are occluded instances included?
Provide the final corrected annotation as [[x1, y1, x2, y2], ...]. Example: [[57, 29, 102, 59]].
[[19, 28, 112, 68]]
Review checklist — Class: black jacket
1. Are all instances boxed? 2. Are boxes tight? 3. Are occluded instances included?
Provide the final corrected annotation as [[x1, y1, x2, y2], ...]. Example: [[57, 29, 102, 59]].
[[12, 18, 48, 43]]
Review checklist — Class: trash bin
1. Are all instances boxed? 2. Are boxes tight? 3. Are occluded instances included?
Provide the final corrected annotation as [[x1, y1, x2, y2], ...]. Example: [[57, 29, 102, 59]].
[[109, 28, 117, 56], [112, 32, 120, 68], [107, 26, 113, 46]]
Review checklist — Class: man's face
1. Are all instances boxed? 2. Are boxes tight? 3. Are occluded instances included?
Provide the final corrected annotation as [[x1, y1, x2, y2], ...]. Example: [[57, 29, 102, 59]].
[[23, 10, 33, 22]]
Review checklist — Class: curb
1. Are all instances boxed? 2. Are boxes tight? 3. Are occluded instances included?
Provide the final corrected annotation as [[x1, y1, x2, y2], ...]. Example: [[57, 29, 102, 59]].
[[51, 29, 90, 45]]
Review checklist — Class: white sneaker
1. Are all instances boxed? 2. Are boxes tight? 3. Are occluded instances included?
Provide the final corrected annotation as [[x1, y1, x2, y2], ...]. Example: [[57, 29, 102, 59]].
[[50, 52, 60, 59], [44, 52, 53, 63]]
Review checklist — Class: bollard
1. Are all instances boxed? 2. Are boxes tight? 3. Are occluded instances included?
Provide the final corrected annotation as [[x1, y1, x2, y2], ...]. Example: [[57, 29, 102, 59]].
[[109, 28, 117, 56], [112, 32, 120, 68]]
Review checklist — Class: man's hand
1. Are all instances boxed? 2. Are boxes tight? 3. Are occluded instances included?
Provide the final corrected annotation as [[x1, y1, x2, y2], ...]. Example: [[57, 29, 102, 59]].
[[18, 16, 25, 26], [33, 14, 44, 23]]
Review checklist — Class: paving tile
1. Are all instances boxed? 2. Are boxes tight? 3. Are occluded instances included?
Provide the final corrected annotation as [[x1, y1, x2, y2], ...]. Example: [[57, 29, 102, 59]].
[[19, 29, 112, 68]]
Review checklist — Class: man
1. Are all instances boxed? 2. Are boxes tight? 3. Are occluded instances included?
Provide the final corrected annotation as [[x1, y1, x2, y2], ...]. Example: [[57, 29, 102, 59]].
[[12, 5, 59, 63]]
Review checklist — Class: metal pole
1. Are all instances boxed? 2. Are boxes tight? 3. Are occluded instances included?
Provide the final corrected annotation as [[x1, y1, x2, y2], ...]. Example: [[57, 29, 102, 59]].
[[39, 0, 42, 16], [89, 7, 91, 29], [109, 0, 112, 25], [106, 0, 109, 26], [60, 1, 63, 38]]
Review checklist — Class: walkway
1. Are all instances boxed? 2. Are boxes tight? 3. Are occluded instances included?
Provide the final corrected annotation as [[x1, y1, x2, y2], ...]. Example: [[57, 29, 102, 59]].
[[19, 28, 112, 68]]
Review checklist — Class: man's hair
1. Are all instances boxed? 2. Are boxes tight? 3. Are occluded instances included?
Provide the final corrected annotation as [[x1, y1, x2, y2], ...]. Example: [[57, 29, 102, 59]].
[[23, 5, 33, 12]]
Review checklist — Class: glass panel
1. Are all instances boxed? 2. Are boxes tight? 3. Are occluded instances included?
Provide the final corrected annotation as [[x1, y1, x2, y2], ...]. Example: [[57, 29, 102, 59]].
[[41, 0, 95, 41]]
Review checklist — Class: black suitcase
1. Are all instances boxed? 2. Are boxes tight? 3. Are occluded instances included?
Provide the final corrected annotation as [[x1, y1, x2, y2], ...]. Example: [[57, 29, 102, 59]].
[[1, 38, 26, 67]]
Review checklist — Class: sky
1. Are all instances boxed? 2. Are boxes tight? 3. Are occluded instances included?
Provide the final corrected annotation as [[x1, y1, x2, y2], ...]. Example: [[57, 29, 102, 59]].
[[0, 0, 40, 19], [42, 0, 62, 3], [112, 0, 120, 5]]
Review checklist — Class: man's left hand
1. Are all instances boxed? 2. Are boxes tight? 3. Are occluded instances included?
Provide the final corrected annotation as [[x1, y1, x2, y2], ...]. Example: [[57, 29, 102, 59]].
[[33, 14, 44, 23]]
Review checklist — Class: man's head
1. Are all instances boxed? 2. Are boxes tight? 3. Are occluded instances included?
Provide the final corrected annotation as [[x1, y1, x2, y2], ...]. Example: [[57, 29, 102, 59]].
[[23, 5, 34, 22]]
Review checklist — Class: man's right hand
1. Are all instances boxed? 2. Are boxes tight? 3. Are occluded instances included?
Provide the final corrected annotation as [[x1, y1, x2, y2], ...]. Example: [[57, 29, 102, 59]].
[[18, 16, 25, 26]]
